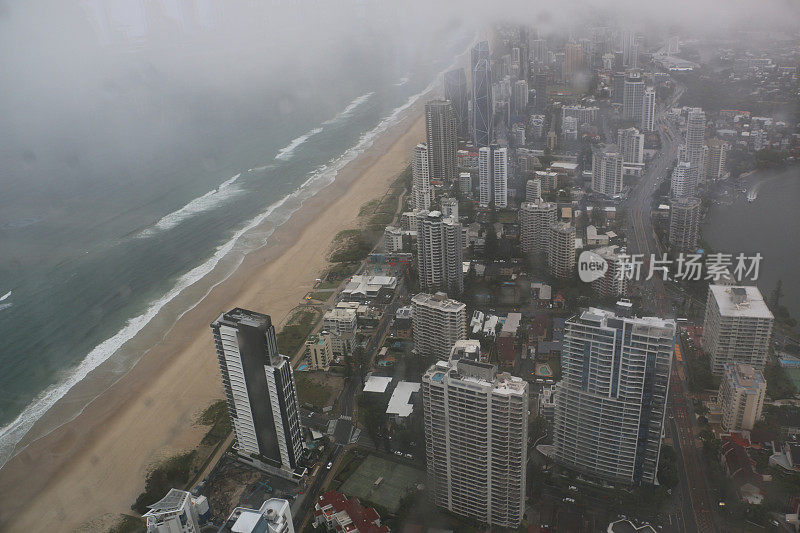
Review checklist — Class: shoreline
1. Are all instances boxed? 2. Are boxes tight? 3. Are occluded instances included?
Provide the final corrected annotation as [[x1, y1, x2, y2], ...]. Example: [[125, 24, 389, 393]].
[[0, 102, 427, 532]]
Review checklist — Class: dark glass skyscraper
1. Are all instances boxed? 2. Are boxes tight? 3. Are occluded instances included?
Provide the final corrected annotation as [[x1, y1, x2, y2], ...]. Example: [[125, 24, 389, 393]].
[[472, 42, 492, 148], [211, 308, 304, 471], [443, 68, 468, 139]]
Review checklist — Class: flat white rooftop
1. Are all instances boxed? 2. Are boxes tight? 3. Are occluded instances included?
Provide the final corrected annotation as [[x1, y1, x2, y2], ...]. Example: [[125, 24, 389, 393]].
[[386, 381, 420, 417], [710, 285, 773, 319], [363, 375, 392, 393]]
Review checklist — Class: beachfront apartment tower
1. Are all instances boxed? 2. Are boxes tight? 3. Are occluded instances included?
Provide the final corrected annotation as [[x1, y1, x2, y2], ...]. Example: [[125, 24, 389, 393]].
[[591, 144, 623, 197], [143, 489, 204, 533], [519, 200, 557, 256], [322, 307, 357, 356], [553, 308, 675, 485], [703, 285, 774, 374], [211, 308, 303, 470], [304, 333, 333, 372], [412, 143, 431, 211], [718, 363, 766, 432], [548, 222, 576, 279], [422, 358, 528, 527], [412, 292, 466, 360], [416, 210, 463, 295], [668, 196, 701, 251], [425, 100, 458, 183], [642, 87, 656, 132], [444, 68, 469, 139]]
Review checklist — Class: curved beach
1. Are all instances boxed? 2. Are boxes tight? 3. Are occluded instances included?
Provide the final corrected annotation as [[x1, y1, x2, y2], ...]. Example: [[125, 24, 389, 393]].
[[0, 107, 425, 532]]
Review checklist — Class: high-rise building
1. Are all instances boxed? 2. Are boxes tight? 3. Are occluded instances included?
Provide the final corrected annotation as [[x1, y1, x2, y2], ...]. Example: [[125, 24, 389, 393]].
[[548, 222, 576, 279], [554, 308, 675, 485], [411, 143, 431, 210], [564, 41, 583, 81], [211, 309, 303, 470], [422, 358, 528, 527], [670, 161, 697, 198], [534, 71, 547, 113], [525, 178, 542, 202], [591, 144, 624, 196], [684, 108, 706, 183], [426, 100, 458, 183], [412, 292, 467, 360], [612, 72, 626, 105], [617, 127, 644, 165], [322, 307, 357, 356], [478, 146, 492, 207], [621, 30, 636, 67], [416, 210, 463, 295], [623, 72, 644, 122], [441, 196, 458, 220], [519, 200, 557, 255], [641, 87, 656, 131], [703, 285, 774, 374], [668, 196, 701, 251], [590, 246, 628, 297], [459, 172, 471, 195], [705, 139, 730, 182], [144, 489, 204, 533], [472, 43, 492, 148], [224, 498, 295, 533], [562, 105, 599, 126], [531, 39, 547, 63], [492, 147, 508, 208], [718, 363, 766, 432], [444, 68, 469, 139], [512, 79, 529, 115]]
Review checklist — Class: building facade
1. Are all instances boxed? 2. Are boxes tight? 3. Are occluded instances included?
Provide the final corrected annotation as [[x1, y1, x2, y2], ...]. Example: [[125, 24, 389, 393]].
[[304, 333, 333, 371], [623, 72, 644, 122], [718, 363, 766, 432], [591, 144, 624, 196], [422, 358, 528, 527], [322, 307, 357, 356], [703, 285, 774, 374], [670, 161, 697, 198], [548, 222, 576, 279], [554, 308, 675, 485], [416, 210, 463, 294], [684, 108, 706, 183], [211, 309, 303, 470], [668, 196, 701, 251], [412, 143, 431, 211], [641, 87, 656, 132], [425, 100, 458, 183], [519, 200, 557, 255], [444, 68, 469, 139], [617, 127, 644, 165], [412, 292, 466, 360]]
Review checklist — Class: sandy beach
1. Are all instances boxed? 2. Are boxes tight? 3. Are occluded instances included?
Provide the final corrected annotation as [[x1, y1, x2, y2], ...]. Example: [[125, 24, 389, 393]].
[[0, 107, 425, 532]]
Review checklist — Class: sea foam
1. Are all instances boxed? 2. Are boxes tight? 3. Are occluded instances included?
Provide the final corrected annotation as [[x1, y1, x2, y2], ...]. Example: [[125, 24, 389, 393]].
[[0, 58, 452, 469], [274, 127, 323, 161]]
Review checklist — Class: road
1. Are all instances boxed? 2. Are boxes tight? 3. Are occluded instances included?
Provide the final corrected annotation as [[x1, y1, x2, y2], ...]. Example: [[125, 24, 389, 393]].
[[622, 83, 718, 532]]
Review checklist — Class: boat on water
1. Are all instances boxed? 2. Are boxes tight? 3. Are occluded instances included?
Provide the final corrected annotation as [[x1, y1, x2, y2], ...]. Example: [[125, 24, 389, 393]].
[[747, 190, 757, 202]]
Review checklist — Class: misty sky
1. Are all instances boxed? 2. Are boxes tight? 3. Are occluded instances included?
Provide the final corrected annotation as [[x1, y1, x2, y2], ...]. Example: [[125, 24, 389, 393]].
[[0, 0, 797, 212]]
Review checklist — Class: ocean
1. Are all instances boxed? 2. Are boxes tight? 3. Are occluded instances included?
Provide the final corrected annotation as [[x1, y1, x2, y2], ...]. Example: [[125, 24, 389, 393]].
[[0, 2, 473, 468]]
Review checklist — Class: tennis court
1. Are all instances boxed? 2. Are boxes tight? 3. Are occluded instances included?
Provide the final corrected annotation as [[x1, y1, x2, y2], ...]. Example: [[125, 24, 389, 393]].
[[339, 454, 425, 512]]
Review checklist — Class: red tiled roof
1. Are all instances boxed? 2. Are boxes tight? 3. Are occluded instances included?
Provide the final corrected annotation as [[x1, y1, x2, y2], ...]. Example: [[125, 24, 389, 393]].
[[317, 491, 389, 533]]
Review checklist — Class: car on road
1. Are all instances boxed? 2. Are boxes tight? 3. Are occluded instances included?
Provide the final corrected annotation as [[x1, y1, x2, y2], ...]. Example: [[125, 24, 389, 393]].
[[394, 450, 402, 456], [404, 453, 413, 459], [563, 497, 575, 503], [326, 461, 333, 470]]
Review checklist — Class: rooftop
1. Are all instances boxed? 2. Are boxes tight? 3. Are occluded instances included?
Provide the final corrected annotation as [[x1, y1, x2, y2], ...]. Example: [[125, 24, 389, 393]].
[[386, 381, 420, 418], [363, 375, 392, 394], [710, 285, 773, 319]]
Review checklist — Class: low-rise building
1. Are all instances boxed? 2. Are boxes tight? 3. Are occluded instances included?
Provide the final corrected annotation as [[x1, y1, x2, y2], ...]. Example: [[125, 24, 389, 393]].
[[143, 489, 209, 533], [221, 499, 294, 533], [313, 491, 389, 533], [323, 308, 358, 356], [305, 334, 334, 371]]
